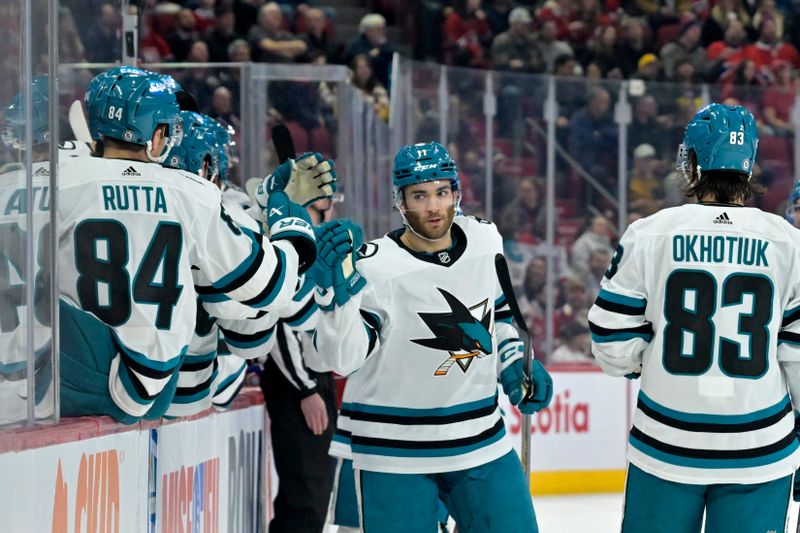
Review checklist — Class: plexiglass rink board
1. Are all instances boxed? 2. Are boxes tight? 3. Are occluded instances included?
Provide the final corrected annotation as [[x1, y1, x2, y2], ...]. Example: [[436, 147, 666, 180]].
[[0, 0, 58, 426]]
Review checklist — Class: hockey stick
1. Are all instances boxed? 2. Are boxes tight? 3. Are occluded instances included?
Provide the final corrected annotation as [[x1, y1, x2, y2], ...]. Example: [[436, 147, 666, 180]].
[[272, 123, 295, 163], [245, 124, 297, 205], [495, 253, 534, 484], [68, 100, 92, 144]]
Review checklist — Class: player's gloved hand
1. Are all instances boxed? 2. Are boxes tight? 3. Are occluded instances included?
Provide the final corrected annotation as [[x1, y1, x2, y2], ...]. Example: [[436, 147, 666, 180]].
[[310, 221, 351, 290], [266, 191, 316, 273], [501, 359, 553, 414], [522, 360, 553, 413], [312, 219, 366, 310], [259, 152, 336, 207]]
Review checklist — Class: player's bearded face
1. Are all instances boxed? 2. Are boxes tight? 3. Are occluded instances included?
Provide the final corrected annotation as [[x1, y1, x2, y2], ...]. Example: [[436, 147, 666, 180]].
[[401, 181, 457, 240]]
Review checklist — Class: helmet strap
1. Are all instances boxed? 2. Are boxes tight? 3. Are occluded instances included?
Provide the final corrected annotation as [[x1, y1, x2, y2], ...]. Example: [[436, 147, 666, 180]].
[[146, 138, 173, 164]]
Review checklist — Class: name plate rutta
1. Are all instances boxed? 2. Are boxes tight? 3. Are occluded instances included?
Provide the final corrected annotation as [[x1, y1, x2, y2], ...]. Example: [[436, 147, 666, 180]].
[[100, 184, 169, 215], [671, 233, 769, 269]]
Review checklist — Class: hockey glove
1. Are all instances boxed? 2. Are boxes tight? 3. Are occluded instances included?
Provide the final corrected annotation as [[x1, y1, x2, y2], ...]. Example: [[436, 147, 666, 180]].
[[501, 359, 553, 414], [267, 191, 316, 274], [310, 221, 352, 290], [312, 219, 366, 310], [259, 152, 337, 207]]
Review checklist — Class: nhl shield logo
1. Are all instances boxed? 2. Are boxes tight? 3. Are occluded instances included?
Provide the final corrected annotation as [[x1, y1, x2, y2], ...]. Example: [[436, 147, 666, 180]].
[[438, 251, 451, 264]]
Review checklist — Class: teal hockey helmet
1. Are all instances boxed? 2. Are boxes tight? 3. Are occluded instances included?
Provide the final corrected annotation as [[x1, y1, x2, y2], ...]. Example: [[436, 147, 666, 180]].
[[786, 180, 800, 225], [678, 103, 758, 178], [94, 72, 183, 163], [2, 75, 50, 150], [163, 111, 216, 178], [392, 141, 459, 202], [206, 119, 236, 182], [85, 66, 149, 141]]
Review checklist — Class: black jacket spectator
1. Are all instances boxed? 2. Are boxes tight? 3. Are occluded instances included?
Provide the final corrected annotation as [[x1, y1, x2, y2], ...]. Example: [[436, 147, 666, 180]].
[[204, 6, 241, 62]]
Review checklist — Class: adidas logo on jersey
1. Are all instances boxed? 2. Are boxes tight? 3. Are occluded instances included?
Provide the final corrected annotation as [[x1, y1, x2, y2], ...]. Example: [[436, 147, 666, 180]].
[[121, 166, 140, 177], [33, 167, 49, 177], [713, 212, 732, 224]]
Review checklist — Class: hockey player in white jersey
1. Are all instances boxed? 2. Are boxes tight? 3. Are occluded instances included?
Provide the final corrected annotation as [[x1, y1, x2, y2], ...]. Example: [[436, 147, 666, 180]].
[[58, 70, 330, 423], [308, 142, 552, 532], [588, 103, 800, 533], [0, 76, 55, 422]]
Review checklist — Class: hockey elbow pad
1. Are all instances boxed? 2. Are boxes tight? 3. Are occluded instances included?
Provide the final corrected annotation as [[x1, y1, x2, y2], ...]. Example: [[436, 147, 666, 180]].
[[267, 191, 316, 273]]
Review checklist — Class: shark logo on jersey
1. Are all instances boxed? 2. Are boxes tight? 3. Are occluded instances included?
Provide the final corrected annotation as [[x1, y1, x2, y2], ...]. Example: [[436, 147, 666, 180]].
[[411, 288, 493, 376]]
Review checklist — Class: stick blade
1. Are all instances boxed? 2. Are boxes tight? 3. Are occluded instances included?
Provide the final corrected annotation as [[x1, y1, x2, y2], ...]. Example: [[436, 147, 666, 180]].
[[68, 100, 92, 144]]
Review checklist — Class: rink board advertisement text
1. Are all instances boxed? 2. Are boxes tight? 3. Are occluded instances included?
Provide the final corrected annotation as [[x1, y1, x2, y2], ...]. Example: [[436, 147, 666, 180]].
[[0, 392, 267, 532], [501, 368, 637, 494]]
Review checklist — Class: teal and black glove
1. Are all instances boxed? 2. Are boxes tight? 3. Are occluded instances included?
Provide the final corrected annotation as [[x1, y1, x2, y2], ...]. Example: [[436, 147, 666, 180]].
[[500, 358, 553, 414], [311, 219, 366, 309], [267, 191, 316, 273]]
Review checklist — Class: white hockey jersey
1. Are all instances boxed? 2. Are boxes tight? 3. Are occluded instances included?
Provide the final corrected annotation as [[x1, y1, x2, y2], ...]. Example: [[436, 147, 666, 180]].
[[588, 203, 800, 484], [58, 156, 300, 417], [0, 160, 53, 422], [309, 216, 521, 474]]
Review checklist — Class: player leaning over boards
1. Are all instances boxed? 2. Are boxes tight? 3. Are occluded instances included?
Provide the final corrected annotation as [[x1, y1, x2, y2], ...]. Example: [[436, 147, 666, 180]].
[[58, 70, 330, 423], [588, 103, 800, 533], [307, 142, 553, 533]]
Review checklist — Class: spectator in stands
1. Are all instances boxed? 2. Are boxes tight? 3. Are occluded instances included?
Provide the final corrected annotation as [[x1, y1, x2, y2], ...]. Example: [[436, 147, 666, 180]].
[[344, 14, 395, 90], [167, 8, 201, 62], [617, 17, 655, 77], [205, 5, 242, 62], [583, 247, 611, 302], [659, 22, 708, 80], [59, 6, 85, 62], [569, 86, 618, 190], [570, 214, 612, 277], [302, 7, 339, 63], [140, 13, 175, 62], [484, 0, 513, 37], [720, 58, 766, 111], [629, 95, 670, 159], [554, 276, 591, 338], [491, 7, 544, 73], [628, 143, 665, 215], [498, 177, 545, 244], [537, 19, 575, 73], [442, 0, 493, 68], [233, 0, 260, 37], [762, 60, 797, 136], [550, 320, 592, 364], [585, 23, 622, 74], [743, 19, 800, 71], [707, 19, 749, 82], [633, 52, 664, 81], [248, 2, 308, 63], [211, 86, 241, 132], [350, 54, 390, 121], [752, 0, 784, 41], [193, 0, 218, 34], [703, 0, 751, 46], [228, 38, 252, 62], [178, 41, 219, 112], [521, 256, 547, 316], [83, 1, 122, 63]]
